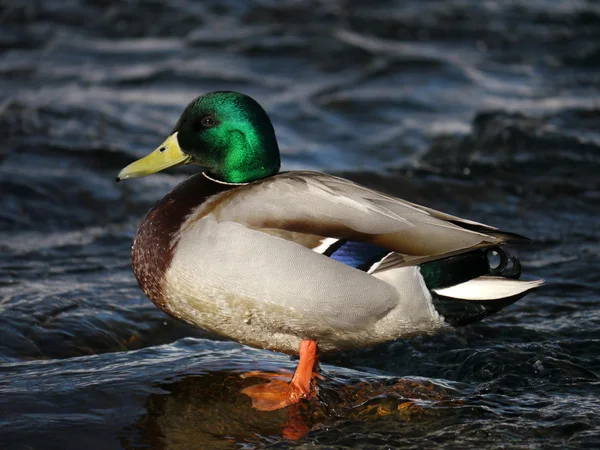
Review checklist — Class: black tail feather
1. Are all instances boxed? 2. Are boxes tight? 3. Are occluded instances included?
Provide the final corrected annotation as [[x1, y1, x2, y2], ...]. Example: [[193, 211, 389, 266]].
[[420, 246, 521, 291], [432, 292, 527, 327]]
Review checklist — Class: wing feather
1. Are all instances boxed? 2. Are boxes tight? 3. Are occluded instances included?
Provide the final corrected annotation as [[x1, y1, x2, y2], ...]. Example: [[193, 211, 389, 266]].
[[206, 171, 524, 265]]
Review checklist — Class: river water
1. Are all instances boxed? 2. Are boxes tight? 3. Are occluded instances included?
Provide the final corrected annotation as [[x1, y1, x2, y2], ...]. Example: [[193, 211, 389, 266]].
[[1, 1, 599, 448]]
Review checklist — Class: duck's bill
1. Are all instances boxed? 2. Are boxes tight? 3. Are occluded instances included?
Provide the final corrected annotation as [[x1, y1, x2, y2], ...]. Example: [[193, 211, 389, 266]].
[[116, 133, 191, 181]]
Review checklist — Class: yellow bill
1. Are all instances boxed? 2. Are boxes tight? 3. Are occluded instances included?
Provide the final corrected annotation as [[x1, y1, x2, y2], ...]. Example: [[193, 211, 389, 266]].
[[116, 133, 191, 181]]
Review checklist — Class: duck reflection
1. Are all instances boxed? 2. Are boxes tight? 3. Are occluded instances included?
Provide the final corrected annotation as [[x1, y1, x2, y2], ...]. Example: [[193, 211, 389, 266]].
[[122, 370, 463, 448]]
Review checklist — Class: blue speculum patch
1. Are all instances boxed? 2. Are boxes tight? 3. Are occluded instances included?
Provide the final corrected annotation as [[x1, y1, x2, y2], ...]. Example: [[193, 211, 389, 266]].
[[326, 240, 390, 272]]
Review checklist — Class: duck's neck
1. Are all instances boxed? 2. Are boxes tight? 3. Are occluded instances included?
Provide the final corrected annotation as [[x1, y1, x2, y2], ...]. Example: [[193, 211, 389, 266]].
[[202, 172, 249, 186], [209, 157, 279, 183], [205, 128, 281, 183]]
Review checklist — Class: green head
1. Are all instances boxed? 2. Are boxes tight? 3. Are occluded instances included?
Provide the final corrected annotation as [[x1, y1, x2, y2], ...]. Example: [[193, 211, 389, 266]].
[[117, 91, 281, 183]]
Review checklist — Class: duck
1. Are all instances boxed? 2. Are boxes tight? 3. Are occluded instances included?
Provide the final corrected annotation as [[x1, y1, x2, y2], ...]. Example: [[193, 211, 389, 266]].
[[117, 91, 543, 411]]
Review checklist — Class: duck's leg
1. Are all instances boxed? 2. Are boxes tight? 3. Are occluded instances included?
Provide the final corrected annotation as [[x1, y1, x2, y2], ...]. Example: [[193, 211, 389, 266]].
[[241, 340, 318, 411]]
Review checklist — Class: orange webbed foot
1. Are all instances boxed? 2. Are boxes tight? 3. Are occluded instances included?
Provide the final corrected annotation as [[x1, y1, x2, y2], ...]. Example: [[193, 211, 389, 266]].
[[242, 379, 311, 411], [241, 340, 318, 411]]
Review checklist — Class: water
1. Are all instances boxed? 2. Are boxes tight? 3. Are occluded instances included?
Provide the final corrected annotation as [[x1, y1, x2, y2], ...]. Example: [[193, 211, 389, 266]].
[[1, 0, 599, 448]]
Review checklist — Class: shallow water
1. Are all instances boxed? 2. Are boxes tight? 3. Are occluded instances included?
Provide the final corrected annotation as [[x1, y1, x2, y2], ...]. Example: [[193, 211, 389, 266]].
[[1, 0, 600, 448]]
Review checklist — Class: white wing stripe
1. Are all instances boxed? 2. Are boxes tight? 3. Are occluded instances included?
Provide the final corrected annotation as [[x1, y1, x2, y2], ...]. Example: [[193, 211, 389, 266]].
[[312, 237, 339, 254], [367, 252, 394, 274]]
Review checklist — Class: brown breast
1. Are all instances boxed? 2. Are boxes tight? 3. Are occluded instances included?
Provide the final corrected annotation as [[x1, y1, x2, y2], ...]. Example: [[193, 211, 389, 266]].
[[131, 173, 235, 314]]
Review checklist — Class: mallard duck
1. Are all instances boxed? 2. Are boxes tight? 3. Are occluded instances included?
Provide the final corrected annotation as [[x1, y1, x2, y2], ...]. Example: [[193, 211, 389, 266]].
[[117, 91, 543, 411]]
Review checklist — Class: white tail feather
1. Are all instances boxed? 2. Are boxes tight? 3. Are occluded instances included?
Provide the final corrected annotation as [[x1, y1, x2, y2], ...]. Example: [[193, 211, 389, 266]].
[[433, 276, 544, 301]]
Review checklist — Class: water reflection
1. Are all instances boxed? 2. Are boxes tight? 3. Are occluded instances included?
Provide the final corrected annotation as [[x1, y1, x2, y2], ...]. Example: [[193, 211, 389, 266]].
[[123, 370, 465, 448]]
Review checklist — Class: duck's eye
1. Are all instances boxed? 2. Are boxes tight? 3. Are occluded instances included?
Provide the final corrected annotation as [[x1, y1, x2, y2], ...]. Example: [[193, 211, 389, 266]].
[[200, 116, 216, 128]]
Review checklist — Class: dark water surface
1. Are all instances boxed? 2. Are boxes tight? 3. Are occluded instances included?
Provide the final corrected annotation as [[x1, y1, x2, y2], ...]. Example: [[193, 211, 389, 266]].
[[2, 1, 600, 448]]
